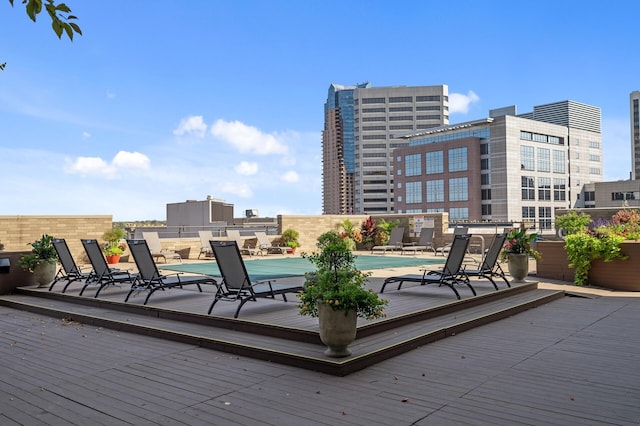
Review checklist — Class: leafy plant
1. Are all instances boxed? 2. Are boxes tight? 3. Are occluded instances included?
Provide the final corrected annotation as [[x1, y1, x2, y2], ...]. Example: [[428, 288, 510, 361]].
[[565, 232, 627, 286], [280, 228, 300, 248], [373, 218, 399, 245], [298, 231, 387, 319], [337, 219, 362, 251], [555, 211, 591, 236], [501, 225, 541, 261], [102, 227, 126, 256], [359, 216, 377, 249], [19, 234, 58, 271]]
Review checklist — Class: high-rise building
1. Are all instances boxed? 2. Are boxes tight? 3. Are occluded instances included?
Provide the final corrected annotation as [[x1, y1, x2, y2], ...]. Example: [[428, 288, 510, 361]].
[[393, 100, 603, 229], [630, 91, 640, 180], [322, 83, 448, 214]]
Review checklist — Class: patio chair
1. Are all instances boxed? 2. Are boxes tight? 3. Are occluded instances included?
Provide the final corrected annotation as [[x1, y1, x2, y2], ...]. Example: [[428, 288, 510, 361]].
[[80, 239, 136, 297], [226, 229, 260, 257], [371, 227, 405, 254], [401, 227, 435, 255], [434, 226, 469, 256], [49, 238, 93, 292], [462, 233, 510, 290], [142, 232, 182, 263], [198, 230, 215, 259], [255, 231, 287, 255], [124, 239, 217, 305], [207, 240, 304, 318], [380, 234, 476, 300]]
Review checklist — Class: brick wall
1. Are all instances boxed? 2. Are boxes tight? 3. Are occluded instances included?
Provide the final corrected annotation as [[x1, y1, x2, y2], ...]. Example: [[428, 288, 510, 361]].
[[0, 215, 112, 263]]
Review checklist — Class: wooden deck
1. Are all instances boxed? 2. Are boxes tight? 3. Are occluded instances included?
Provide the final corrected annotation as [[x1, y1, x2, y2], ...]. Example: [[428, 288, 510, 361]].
[[1, 274, 640, 424]]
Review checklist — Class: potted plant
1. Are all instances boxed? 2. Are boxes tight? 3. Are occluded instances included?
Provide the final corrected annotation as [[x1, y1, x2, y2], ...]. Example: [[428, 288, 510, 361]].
[[280, 228, 300, 253], [500, 224, 541, 283], [102, 227, 126, 264], [337, 219, 362, 251], [298, 231, 388, 357], [19, 234, 59, 287]]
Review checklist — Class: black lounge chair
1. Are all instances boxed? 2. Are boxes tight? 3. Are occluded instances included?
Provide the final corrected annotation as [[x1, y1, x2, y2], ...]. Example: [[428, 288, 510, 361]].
[[125, 239, 218, 305], [462, 233, 510, 290], [49, 238, 93, 292], [80, 239, 135, 297], [401, 227, 435, 255], [207, 240, 304, 318], [380, 234, 476, 300], [371, 227, 405, 254], [434, 226, 469, 256]]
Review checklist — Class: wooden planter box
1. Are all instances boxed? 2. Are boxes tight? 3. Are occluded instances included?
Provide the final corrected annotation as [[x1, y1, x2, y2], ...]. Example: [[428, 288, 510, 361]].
[[537, 241, 640, 291]]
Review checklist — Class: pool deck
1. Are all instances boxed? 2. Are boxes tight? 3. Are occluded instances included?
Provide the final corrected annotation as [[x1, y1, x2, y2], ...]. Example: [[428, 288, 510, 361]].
[[1, 251, 639, 424]]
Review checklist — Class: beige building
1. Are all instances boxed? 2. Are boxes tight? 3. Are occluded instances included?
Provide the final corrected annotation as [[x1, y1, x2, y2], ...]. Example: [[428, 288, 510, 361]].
[[322, 83, 448, 215], [393, 101, 603, 232]]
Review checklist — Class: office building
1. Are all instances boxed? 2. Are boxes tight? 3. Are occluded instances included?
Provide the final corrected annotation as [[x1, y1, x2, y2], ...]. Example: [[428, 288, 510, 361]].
[[393, 100, 603, 230], [631, 91, 640, 180], [322, 83, 448, 214]]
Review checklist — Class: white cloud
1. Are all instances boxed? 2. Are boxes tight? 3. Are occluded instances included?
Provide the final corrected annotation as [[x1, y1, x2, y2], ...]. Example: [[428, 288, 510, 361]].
[[65, 150, 151, 180], [211, 119, 289, 155], [112, 151, 151, 170], [449, 90, 480, 114], [82, 131, 91, 139], [235, 161, 258, 175], [280, 170, 299, 183], [173, 115, 208, 138]]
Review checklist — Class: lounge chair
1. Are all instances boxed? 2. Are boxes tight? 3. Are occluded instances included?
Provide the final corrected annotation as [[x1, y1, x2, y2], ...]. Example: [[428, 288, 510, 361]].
[[80, 239, 135, 297], [198, 230, 215, 259], [226, 229, 260, 257], [124, 239, 217, 305], [371, 227, 405, 254], [435, 226, 469, 256], [380, 234, 477, 300], [462, 233, 510, 290], [142, 232, 182, 263], [255, 231, 287, 255], [207, 240, 304, 318], [401, 227, 435, 255], [49, 238, 93, 292]]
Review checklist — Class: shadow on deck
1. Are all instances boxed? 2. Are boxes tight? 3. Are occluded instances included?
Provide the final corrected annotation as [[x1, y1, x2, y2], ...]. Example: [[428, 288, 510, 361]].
[[0, 278, 565, 376]]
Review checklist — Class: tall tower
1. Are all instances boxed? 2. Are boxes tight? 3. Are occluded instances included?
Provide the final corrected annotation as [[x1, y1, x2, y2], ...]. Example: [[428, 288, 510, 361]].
[[322, 82, 448, 215], [630, 91, 640, 180]]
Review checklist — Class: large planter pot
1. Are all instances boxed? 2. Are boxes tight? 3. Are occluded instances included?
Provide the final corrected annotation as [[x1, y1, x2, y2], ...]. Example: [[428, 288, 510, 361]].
[[33, 261, 57, 288], [318, 304, 357, 357], [507, 253, 529, 283], [105, 254, 121, 264]]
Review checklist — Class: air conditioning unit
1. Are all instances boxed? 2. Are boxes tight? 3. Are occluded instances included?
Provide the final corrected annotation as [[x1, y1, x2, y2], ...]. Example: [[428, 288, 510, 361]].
[[245, 209, 259, 218]]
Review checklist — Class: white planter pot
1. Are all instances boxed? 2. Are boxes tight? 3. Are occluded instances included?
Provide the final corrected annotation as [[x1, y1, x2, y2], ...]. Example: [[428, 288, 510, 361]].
[[318, 304, 357, 357]]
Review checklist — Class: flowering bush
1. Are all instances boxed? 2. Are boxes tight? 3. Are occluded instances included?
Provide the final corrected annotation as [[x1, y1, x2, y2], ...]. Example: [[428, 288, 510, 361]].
[[298, 231, 387, 319], [501, 225, 541, 261], [560, 209, 639, 285]]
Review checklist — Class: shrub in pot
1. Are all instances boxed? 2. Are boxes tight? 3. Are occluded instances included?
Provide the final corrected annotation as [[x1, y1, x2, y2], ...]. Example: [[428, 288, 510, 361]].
[[19, 234, 59, 287]]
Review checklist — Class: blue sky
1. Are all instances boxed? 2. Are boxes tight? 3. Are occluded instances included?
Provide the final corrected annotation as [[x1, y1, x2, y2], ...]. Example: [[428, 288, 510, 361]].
[[1, 1, 637, 221]]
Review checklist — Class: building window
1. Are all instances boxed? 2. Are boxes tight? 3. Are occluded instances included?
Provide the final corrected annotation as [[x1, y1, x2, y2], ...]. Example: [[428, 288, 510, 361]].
[[426, 151, 443, 174], [449, 177, 468, 201], [553, 178, 566, 201], [448, 147, 468, 172], [584, 191, 595, 201], [538, 177, 551, 201], [589, 154, 600, 161], [482, 204, 492, 215], [589, 167, 601, 175], [480, 143, 490, 155], [405, 181, 422, 204], [416, 95, 441, 102], [405, 154, 421, 177], [481, 188, 491, 200], [426, 179, 444, 202], [481, 158, 490, 170], [361, 97, 386, 104], [520, 131, 532, 140], [449, 207, 469, 220], [522, 176, 535, 200], [537, 147, 550, 172], [539, 207, 552, 229], [553, 150, 565, 173], [521, 146, 534, 170], [389, 106, 413, 112], [389, 96, 412, 103], [481, 173, 491, 185], [589, 141, 600, 149], [522, 206, 535, 220]]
